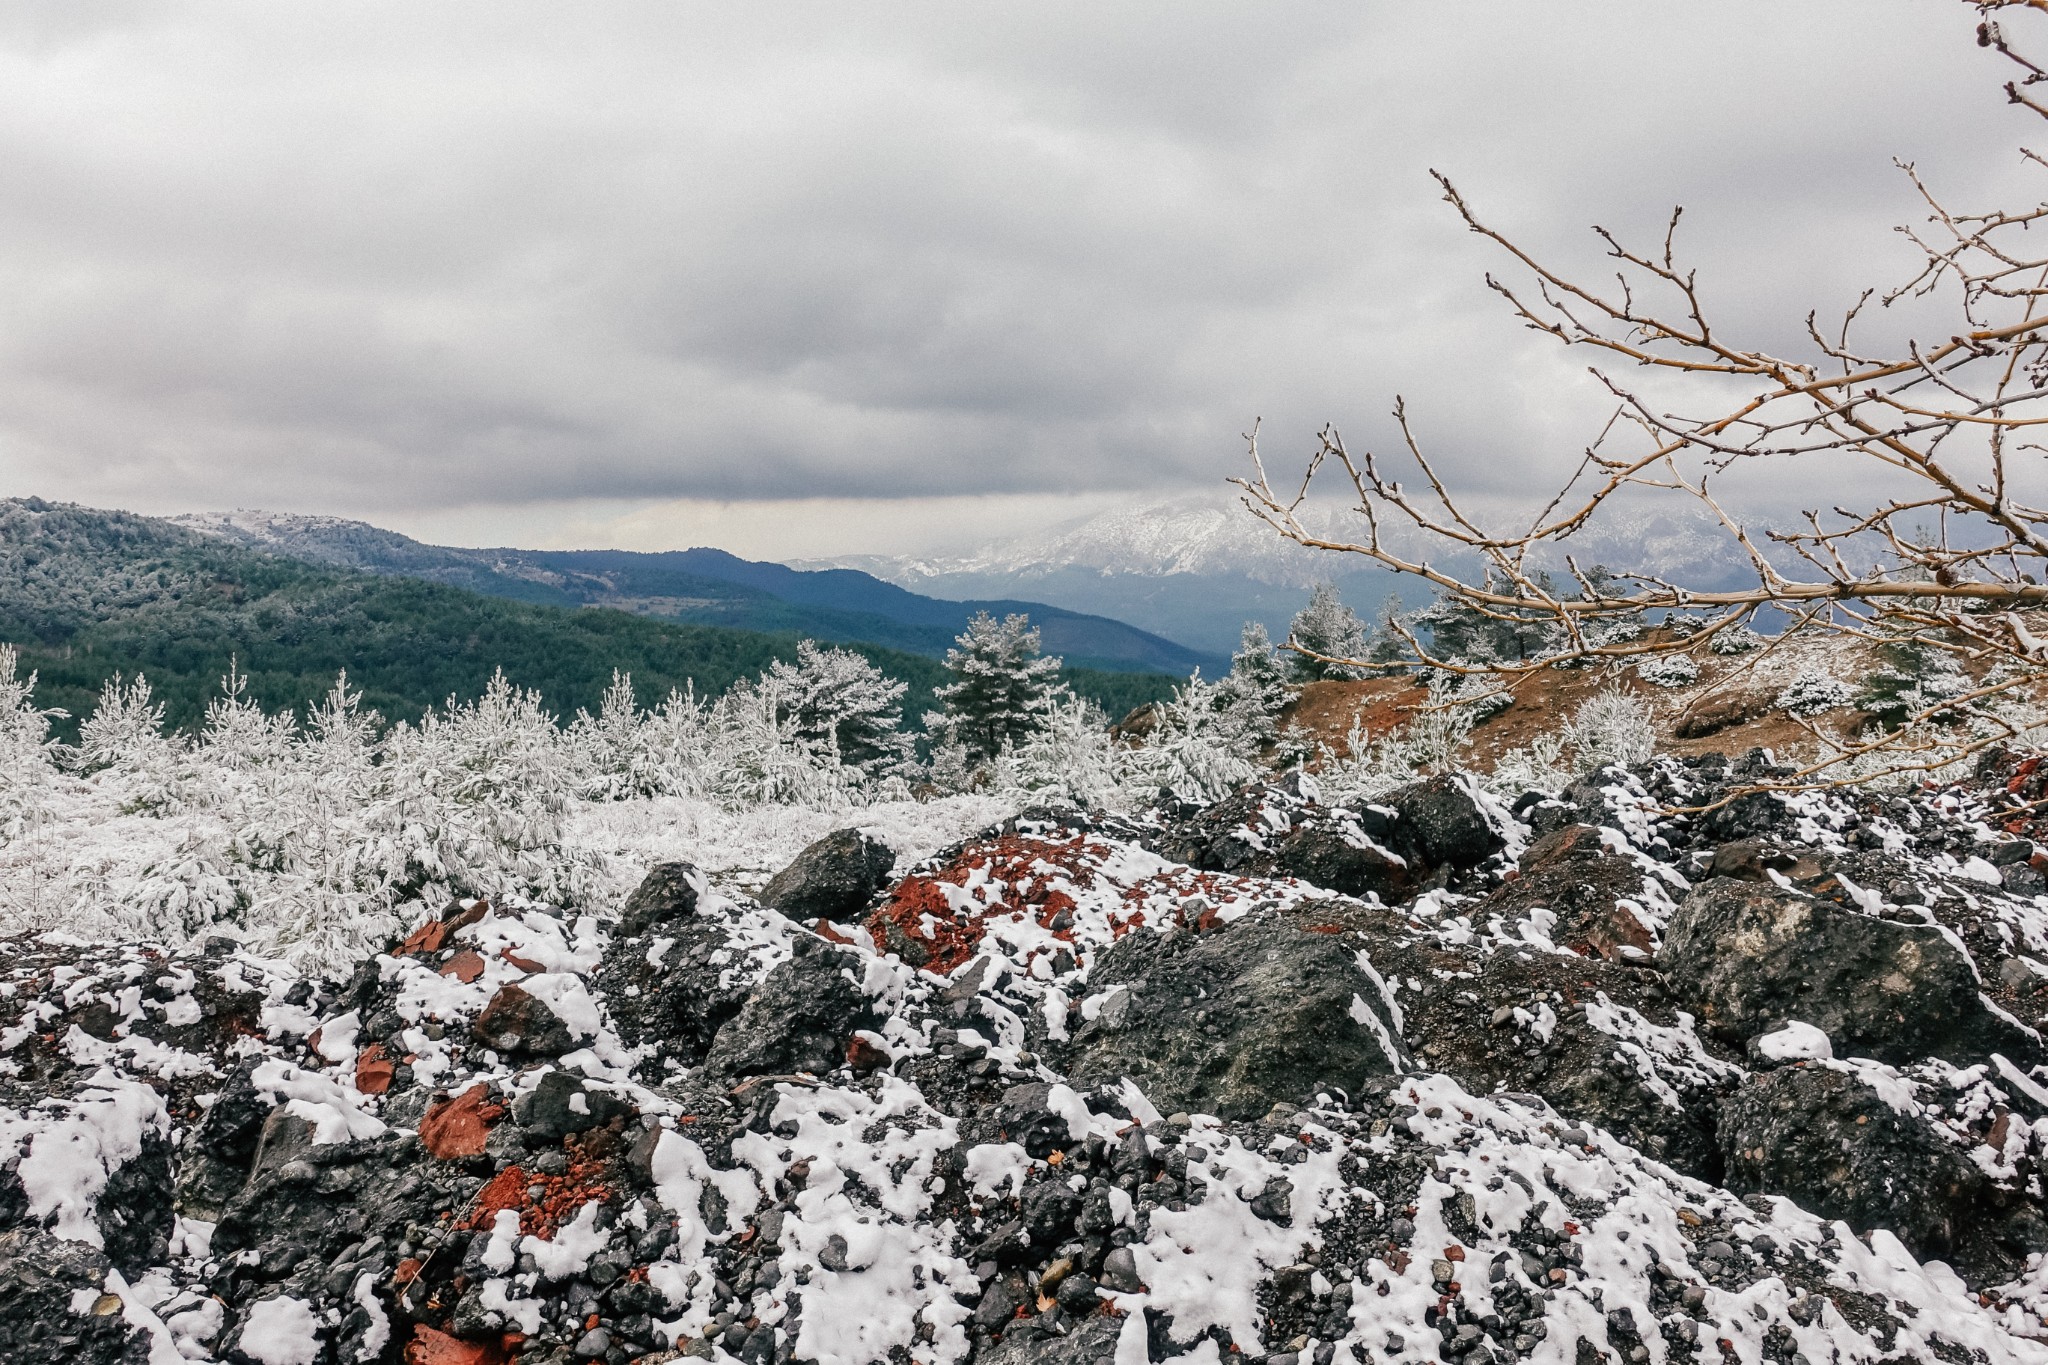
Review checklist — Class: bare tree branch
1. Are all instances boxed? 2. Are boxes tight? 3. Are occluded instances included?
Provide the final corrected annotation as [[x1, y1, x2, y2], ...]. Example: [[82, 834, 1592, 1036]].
[[1234, 0, 2048, 786]]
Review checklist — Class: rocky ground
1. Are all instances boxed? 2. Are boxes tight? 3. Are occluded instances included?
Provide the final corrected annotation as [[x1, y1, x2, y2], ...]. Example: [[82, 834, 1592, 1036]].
[[9, 748, 2048, 1364]]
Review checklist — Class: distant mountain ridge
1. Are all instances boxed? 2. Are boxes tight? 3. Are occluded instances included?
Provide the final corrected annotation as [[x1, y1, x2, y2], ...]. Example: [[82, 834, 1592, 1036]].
[[803, 490, 1762, 656], [172, 510, 1221, 677], [0, 499, 1181, 736]]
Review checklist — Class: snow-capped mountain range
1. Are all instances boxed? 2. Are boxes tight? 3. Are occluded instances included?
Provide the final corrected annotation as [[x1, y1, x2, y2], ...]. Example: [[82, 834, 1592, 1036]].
[[801, 490, 1758, 657]]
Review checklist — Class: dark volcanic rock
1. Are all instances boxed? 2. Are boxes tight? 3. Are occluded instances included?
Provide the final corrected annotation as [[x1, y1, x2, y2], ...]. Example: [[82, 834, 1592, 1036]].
[[1663, 877, 2039, 1066], [1269, 816, 1418, 903], [0, 1228, 149, 1364], [1065, 913, 1408, 1120], [176, 1057, 272, 1221], [1718, 1066, 1991, 1266], [704, 934, 883, 1078], [758, 829, 897, 923], [994, 1082, 1085, 1160], [513, 1069, 634, 1142], [1481, 824, 1658, 962], [616, 860, 705, 937], [595, 917, 756, 1065], [1149, 783, 1424, 900], [1378, 933, 1729, 1179], [95, 1133, 172, 1276], [979, 1312, 1122, 1365], [1386, 773, 1507, 871]]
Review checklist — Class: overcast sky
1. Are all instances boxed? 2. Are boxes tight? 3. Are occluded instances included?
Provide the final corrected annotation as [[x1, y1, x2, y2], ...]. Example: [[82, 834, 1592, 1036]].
[[0, 1, 2028, 558]]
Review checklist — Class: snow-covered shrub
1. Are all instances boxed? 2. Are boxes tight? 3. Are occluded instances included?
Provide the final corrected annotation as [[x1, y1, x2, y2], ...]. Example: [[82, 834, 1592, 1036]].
[[706, 679, 862, 810], [1709, 625, 1765, 655], [0, 645, 65, 842], [1777, 669, 1856, 717], [989, 695, 1130, 807], [0, 632, 1203, 964], [377, 669, 585, 901], [1565, 688, 1656, 772], [571, 671, 657, 801], [633, 683, 721, 800], [1489, 730, 1573, 797], [1312, 676, 1478, 802], [1635, 654, 1699, 688]]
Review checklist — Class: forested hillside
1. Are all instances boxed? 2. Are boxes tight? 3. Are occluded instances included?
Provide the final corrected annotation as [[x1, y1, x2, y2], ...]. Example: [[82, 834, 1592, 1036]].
[[172, 509, 1221, 675], [0, 500, 1175, 735]]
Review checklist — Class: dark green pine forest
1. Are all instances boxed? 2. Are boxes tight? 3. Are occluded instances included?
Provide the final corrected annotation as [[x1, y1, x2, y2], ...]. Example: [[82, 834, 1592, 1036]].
[[0, 500, 1177, 739]]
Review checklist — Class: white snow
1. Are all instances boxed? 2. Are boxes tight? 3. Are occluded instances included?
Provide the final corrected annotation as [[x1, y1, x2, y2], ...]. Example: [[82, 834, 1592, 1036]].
[[0, 1070, 168, 1248], [236, 1294, 323, 1365], [1755, 1020, 1834, 1062]]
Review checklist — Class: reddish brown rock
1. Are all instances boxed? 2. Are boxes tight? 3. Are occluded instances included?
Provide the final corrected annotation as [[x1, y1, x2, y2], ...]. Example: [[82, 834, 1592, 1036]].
[[471, 983, 575, 1057], [398, 899, 491, 958], [439, 950, 486, 984], [354, 1042, 394, 1096], [419, 1083, 504, 1160]]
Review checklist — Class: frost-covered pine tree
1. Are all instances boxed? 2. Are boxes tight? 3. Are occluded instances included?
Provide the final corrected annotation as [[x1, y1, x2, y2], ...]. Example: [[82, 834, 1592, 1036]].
[[1413, 574, 1563, 665], [1286, 583, 1369, 681], [1857, 638, 1968, 730], [1210, 621, 1293, 743], [929, 612, 1065, 764], [1139, 672, 1264, 802], [757, 641, 915, 779], [0, 645, 63, 842], [1368, 594, 1410, 666], [571, 671, 656, 801], [77, 671, 183, 811], [636, 683, 719, 799]]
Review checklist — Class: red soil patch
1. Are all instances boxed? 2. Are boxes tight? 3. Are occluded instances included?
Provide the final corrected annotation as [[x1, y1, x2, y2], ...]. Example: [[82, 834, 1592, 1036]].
[[866, 832, 1113, 975], [466, 1155, 614, 1240]]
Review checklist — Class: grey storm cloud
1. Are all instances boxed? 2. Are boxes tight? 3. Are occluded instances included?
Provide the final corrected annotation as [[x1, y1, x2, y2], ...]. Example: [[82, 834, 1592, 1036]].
[[0, 0, 2028, 527]]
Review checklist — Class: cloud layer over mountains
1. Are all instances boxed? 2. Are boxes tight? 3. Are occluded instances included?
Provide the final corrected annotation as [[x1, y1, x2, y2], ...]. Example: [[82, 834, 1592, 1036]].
[[0, 1, 2026, 554]]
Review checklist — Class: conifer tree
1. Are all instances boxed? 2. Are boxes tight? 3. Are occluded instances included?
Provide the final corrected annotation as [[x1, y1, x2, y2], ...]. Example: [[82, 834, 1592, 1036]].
[[1211, 621, 1293, 741], [929, 612, 1064, 763], [1286, 583, 1369, 681], [758, 640, 915, 778]]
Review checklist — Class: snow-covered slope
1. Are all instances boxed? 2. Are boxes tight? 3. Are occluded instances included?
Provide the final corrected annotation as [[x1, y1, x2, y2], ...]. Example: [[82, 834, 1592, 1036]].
[[11, 754, 2048, 1363]]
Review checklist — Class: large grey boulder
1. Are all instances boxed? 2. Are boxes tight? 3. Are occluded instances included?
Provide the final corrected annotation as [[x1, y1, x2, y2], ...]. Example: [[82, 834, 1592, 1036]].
[[1064, 913, 1409, 1120], [1663, 877, 2038, 1066], [758, 829, 896, 923]]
